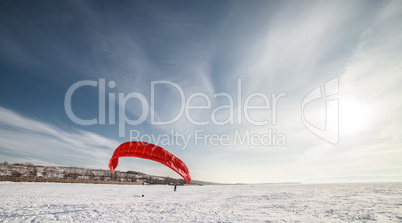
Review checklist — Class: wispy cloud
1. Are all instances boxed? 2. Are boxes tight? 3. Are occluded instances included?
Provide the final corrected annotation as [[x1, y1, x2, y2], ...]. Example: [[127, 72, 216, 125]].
[[0, 106, 119, 168]]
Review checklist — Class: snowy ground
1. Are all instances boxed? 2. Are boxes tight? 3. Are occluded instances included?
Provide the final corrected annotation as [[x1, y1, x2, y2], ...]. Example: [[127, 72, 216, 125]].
[[0, 182, 401, 222]]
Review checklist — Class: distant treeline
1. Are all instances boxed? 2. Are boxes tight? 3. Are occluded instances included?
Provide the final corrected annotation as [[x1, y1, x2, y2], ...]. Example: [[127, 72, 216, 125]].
[[0, 161, 187, 185]]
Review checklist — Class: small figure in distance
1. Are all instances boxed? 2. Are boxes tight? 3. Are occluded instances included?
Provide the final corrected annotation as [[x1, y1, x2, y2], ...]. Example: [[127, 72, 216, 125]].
[[174, 184, 177, 192]]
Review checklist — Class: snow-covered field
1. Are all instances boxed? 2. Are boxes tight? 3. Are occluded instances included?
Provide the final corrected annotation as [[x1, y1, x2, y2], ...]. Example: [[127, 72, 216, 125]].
[[0, 182, 401, 222]]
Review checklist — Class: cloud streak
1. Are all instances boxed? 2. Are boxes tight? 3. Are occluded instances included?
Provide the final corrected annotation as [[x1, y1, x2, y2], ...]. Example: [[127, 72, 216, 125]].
[[0, 106, 119, 168]]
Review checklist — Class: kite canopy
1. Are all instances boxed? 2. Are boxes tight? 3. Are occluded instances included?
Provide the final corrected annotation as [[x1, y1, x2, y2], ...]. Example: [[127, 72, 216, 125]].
[[108, 141, 191, 183]]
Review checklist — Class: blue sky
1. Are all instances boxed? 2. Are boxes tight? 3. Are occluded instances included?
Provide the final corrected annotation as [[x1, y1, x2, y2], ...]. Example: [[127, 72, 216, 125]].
[[1, 0, 401, 183]]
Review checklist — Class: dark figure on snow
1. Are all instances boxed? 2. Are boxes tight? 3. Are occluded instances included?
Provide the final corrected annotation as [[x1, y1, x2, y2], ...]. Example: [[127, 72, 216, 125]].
[[174, 185, 177, 192]]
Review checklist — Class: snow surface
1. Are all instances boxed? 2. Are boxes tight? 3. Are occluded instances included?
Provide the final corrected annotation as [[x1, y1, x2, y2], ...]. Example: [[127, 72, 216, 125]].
[[0, 182, 401, 222]]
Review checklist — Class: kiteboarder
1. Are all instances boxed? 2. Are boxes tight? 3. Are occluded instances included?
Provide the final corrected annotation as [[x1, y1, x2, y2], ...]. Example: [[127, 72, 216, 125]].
[[174, 184, 177, 192]]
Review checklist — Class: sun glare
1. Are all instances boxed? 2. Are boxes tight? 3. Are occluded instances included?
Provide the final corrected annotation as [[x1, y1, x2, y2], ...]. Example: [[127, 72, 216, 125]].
[[339, 99, 372, 134]]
